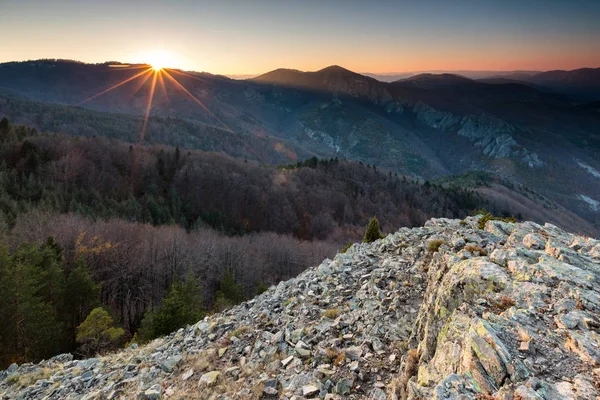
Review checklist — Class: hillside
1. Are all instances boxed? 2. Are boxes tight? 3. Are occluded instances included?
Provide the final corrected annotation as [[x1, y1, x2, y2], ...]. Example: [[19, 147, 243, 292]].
[[1, 216, 599, 399], [1, 60, 599, 233]]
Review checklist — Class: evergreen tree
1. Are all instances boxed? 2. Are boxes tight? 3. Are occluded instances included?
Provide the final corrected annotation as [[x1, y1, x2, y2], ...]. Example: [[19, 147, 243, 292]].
[[219, 269, 244, 303], [212, 269, 245, 312], [0, 245, 63, 367], [138, 277, 204, 341], [63, 258, 100, 339], [0, 117, 9, 134], [363, 216, 384, 243], [76, 307, 124, 356]]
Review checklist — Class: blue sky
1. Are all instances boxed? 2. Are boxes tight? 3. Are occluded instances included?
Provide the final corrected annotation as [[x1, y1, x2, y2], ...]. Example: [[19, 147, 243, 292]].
[[1, 0, 599, 74]]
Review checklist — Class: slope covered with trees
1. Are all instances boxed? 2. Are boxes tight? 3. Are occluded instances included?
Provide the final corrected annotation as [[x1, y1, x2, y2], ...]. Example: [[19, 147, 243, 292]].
[[0, 118, 493, 239], [0, 118, 589, 368]]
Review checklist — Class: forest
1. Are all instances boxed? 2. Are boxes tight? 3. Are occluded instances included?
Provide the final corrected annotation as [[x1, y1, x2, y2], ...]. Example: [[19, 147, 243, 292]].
[[0, 117, 512, 368]]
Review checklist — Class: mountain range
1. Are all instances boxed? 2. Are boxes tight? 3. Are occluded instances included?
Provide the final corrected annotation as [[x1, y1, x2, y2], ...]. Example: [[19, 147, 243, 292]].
[[0, 60, 598, 234]]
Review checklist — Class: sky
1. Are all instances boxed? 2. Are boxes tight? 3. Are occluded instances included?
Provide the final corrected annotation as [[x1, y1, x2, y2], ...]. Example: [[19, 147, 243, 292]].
[[1, 0, 599, 75]]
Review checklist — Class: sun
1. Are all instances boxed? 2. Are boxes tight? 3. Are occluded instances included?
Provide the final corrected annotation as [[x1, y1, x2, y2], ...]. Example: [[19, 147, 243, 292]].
[[144, 51, 175, 72]]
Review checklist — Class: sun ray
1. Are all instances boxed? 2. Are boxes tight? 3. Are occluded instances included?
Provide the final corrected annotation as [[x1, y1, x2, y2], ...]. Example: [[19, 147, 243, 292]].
[[157, 70, 172, 117], [105, 65, 152, 72], [162, 69, 231, 131], [129, 70, 154, 99], [162, 70, 269, 162], [71, 68, 152, 107], [166, 68, 207, 83], [139, 70, 159, 144]]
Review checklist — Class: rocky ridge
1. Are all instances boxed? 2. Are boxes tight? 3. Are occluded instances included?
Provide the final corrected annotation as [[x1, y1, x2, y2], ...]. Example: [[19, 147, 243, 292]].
[[1, 216, 599, 399], [411, 102, 543, 167]]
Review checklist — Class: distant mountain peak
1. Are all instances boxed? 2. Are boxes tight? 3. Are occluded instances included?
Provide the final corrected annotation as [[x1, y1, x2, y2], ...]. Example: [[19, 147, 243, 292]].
[[394, 73, 476, 86], [316, 65, 354, 74]]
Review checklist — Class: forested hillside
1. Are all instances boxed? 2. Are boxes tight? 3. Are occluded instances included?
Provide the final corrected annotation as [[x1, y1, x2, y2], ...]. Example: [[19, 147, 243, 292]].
[[2, 60, 599, 233], [0, 95, 308, 164], [0, 118, 591, 368], [0, 118, 491, 238]]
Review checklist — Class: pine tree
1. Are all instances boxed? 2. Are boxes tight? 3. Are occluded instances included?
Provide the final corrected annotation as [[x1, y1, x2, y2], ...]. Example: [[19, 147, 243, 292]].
[[363, 216, 384, 243], [218, 269, 244, 303], [63, 258, 100, 340], [138, 277, 204, 341], [0, 117, 9, 134], [0, 244, 63, 367]]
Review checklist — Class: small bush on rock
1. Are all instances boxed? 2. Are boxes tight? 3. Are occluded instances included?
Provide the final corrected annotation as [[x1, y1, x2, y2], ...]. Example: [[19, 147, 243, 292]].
[[427, 239, 447, 253], [477, 212, 516, 230], [322, 308, 341, 319], [341, 242, 354, 253], [363, 217, 384, 243]]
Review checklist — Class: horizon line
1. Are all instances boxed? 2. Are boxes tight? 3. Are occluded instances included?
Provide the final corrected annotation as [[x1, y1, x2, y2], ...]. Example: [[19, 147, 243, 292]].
[[1, 58, 599, 79]]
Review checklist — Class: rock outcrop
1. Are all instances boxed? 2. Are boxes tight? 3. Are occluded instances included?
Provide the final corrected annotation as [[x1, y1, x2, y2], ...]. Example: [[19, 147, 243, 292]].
[[1, 217, 599, 399], [411, 103, 544, 167]]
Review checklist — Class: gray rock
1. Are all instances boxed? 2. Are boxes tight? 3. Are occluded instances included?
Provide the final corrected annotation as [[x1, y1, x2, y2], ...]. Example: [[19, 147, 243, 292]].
[[335, 378, 353, 395], [198, 371, 220, 387], [302, 384, 319, 397], [160, 355, 182, 373], [140, 384, 162, 400]]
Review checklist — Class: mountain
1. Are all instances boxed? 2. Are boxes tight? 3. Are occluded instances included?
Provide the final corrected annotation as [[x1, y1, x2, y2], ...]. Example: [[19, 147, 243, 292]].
[[253, 65, 393, 104], [0, 60, 599, 234], [486, 68, 600, 101], [365, 70, 542, 82], [526, 68, 600, 101], [2, 216, 599, 399], [393, 73, 476, 87]]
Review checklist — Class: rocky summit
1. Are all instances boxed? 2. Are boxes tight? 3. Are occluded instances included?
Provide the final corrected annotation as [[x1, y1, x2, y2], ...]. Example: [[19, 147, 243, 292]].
[[1, 216, 600, 399]]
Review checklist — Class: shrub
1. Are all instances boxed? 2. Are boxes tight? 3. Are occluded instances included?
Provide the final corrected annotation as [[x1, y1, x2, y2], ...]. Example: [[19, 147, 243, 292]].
[[363, 216, 384, 243], [477, 212, 517, 230], [322, 308, 341, 319], [76, 307, 124, 355], [256, 282, 269, 295], [495, 296, 516, 312], [427, 239, 447, 253], [340, 242, 354, 253], [464, 244, 487, 256]]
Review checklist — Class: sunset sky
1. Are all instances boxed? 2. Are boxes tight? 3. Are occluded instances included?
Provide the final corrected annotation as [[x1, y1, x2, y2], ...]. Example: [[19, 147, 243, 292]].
[[1, 0, 599, 75]]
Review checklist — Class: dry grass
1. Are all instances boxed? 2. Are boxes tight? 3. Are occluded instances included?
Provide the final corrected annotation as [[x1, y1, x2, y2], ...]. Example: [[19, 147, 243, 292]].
[[229, 325, 251, 338], [322, 308, 341, 319], [492, 295, 516, 312], [186, 348, 219, 373], [465, 244, 488, 256], [324, 348, 346, 366], [427, 239, 447, 253], [404, 349, 420, 379], [396, 348, 420, 400], [517, 326, 532, 343], [334, 353, 346, 366], [172, 362, 266, 400], [6, 368, 53, 388]]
